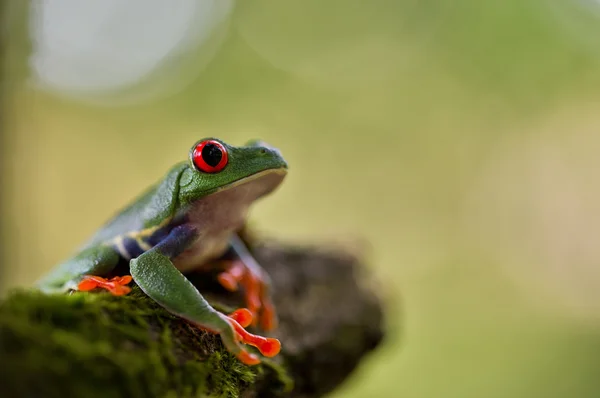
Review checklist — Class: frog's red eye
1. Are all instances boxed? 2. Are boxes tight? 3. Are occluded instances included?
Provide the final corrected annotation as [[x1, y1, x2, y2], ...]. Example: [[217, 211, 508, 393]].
[[192, 140, 228, 173]]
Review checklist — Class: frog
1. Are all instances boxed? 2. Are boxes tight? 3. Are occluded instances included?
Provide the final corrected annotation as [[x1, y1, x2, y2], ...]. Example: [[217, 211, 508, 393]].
[[36, 138, 288, 365]]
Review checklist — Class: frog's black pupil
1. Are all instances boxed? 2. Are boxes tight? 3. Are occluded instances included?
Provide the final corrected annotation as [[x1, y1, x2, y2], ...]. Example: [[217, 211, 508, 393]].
[[201, 143, 223, 167]]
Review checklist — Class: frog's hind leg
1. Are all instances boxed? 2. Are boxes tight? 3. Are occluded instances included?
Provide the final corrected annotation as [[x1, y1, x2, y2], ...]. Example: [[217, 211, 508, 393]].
[[37, 245, 129, 295]]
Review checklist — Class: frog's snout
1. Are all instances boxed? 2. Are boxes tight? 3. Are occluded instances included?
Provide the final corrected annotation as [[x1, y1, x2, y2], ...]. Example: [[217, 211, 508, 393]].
[[266, 147, 287, 169], [247, 140, 287, 169]]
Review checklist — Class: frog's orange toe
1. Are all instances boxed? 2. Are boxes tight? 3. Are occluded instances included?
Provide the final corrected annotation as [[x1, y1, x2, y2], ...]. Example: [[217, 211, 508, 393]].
[[217, 273, 239, 292], [77, 275, 133, 296], [77, 278, 99, 291], [237, 350, 261, 366], [258, 338, 281, 358], [108, 284, 132, 296], [112, 275, 133, 285], [260, 300, 278, 331], [243, 275, 277, 331], [229, 308, 254, 328], [217, 262, 245, 292]]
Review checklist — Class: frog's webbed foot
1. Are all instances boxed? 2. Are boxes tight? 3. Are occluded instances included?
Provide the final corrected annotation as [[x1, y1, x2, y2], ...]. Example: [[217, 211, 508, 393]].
[[217, 260, 277, 331], [200, 308, 280, 365], [77, 275, 133, 296]]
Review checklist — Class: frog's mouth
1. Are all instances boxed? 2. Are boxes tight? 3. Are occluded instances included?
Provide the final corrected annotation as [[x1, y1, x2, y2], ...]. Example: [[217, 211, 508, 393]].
[[213, 167, 288, 200]]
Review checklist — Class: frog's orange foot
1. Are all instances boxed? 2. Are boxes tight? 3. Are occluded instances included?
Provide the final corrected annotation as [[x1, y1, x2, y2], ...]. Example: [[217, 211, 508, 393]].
[[225, 308, 281, 365], [217, 262, 278, 331], [77, 275, 133, 296]]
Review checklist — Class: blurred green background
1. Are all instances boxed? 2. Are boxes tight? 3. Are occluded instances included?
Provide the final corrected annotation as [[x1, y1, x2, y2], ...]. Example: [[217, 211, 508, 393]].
[[3, 0, 600, 397]]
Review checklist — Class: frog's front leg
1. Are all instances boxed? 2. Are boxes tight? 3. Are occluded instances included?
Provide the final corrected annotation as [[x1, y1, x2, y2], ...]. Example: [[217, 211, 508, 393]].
[[37, 245, 130, 295], [215, 234, 278, 331], [129, 225, 280, 365]]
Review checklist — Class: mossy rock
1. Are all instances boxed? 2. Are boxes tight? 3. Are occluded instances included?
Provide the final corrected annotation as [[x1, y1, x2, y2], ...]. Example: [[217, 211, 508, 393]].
[[0, 241, 385, 398]]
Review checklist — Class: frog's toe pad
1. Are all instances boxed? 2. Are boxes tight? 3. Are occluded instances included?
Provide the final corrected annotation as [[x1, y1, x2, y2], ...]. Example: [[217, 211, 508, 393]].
[[77, 275, 133, 296], [228, 308, 253, 328], [237, 350, 261, 366], [217, 262, 245, 292]]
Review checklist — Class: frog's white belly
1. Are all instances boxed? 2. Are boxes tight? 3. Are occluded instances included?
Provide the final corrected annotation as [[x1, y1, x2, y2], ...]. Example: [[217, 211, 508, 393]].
[[172, 203, 249, 273], [172, 233, 232, 272]]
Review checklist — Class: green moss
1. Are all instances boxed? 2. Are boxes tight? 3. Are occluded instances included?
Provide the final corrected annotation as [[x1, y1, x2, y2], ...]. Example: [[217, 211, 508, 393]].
[[0, 287, 291, 398]]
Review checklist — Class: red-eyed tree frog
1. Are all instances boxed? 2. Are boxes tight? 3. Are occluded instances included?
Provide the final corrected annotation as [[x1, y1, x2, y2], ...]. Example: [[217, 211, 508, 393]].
[[37, 138, 288, 365]]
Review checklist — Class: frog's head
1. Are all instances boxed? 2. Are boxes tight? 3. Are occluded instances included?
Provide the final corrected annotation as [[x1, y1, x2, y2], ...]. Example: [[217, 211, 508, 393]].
[[178, 138, 288, 205]]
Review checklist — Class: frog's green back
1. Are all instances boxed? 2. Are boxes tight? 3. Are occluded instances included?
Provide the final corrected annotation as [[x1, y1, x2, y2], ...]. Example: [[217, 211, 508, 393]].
[[82, 163, 188, 248]]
